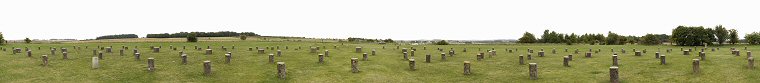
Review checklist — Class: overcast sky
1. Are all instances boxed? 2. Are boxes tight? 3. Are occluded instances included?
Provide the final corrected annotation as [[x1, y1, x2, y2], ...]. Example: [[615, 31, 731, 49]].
[[1, 0, 758, 40]]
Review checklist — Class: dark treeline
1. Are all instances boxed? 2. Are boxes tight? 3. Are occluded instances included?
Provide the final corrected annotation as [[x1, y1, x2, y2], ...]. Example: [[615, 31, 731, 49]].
[[518, 25, 744, 46], [518, 30, 657, 45], [347, 37, 394, 43], [95, 34, 138, 40], [146, 31, 260, 38]]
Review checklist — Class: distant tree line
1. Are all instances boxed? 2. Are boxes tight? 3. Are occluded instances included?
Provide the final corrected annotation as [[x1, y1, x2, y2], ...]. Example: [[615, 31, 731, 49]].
[[517, 25, 743, 46], [518, 30, 661, 45], [347, 37, 395, 43], [96, 34, 138, 40], [147, 31, 260, 38], [670, 25, 738, 46]]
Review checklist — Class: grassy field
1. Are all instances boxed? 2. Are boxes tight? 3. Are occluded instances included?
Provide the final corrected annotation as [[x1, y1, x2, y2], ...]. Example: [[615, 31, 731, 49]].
[[0, 40, 758, 82]]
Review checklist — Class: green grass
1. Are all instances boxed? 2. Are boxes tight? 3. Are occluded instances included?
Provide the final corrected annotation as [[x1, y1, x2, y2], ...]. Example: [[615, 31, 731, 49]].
[[0, 41, 758, 83]]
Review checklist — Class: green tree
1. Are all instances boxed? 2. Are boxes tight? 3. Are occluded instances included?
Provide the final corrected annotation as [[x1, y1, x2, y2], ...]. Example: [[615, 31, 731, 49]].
[[240, 35, 248, 40], [0, 32, 5, 45], [187, 33, 198, 42], [518, 32, 537, 43], [729, 29, 739, 44], [434, 40, 449, 45], [746, 32, 760, 45], [383, 38, 395, 43], [714, 25, 729, 45], [24, 38, 31, 43], [606, 31, 623, 45], [670, 26, 712, 46], [640, 34, 661, 45], [705, 28, 717, 45]]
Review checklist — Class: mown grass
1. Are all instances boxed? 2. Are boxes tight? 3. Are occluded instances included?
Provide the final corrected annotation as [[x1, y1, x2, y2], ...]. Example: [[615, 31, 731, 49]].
[[0, 41, 758, 83]]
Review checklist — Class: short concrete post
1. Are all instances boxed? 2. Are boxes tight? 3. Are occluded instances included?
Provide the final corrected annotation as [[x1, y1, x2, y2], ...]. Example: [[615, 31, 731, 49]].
[[206, 49, 213, 55], [464, 61, 471, 75], [693, 59, 700, 74], [153, 47, 160, 53], [351, 58, 360, 73], [42, 55, 49, 66], [612, 55, 619, 66], [27, 50, 32, 57], [50, 50, 56, 55], [425, 54, 431, 63], [323, 50, 329, 57], [98, 52, 104, 60], [563, 56, 570, 67], [529, 63, 538, 80], [269, 54, 275, 63], [318, 54, 325, 63], [660, 55, 667, 65], [225, 54, 231, 64], [403, 52, 409, 60], [519, 55, 525, 65], [655, 52, 661, 59], [355, 47, 362, 53], [181, 54, 187, 65], [749, 57, 755, 69], [441, 53, 447, 61], [635, 51, 641, 56], [610, 66, 619, 83], [310, 47, 317, 53], [538, 51, 545, 57], [476, 53, 484, 61], [92, 57, 100, 69], [135, 53, 141, 61], [204, 61, 212, 76], [106, 47, 112, 53], [119, 49, 124, 56], [277, 50, 282, 57], [684, 50, 690, 55], [409, 59, 416, 71], [411, 50, 415, 57], [749, 51, 753, 59], [148, 58, 155, 72], [372, 49, 376, 56], [700, 52, 706, 60], [63, 52, 68, 59], [528, 53, 533, 60], [277, 62, 286, 79]]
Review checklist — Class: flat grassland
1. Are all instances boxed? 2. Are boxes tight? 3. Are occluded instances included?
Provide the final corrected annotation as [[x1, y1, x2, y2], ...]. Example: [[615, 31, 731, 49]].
[[0, 39, 758, 82]]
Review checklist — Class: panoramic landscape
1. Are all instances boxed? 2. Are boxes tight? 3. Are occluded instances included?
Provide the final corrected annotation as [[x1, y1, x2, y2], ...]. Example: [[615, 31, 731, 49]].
[[2, 0, 760, 83]]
